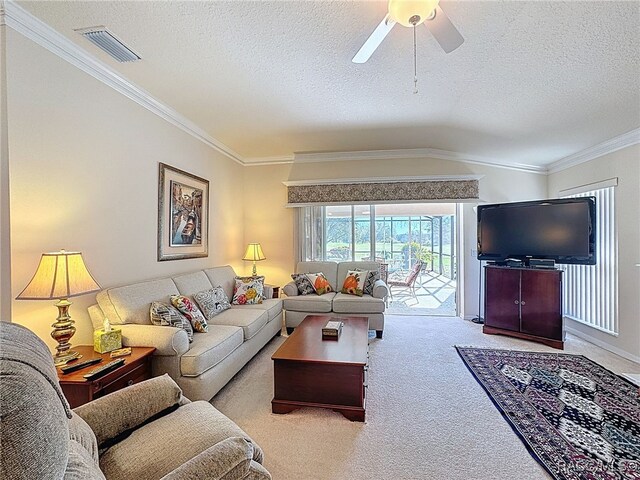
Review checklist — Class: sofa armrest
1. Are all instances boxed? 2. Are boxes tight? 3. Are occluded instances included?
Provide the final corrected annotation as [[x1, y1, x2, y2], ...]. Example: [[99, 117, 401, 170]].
[[74, 374, 183, 447], [282, 281, 298, 297], [372, 279, 389, 299], [160, 437, 270, 480], [118, 324, 189, 356]]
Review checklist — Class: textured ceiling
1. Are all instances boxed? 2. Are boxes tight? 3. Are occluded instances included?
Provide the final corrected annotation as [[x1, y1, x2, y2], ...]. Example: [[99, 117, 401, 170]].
[[18, 1, 640, 167]]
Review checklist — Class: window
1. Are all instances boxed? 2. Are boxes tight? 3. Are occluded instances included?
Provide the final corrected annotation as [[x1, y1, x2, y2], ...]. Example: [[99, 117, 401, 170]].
[[562, 181, 618, 335], [298, 203, 456, 280]]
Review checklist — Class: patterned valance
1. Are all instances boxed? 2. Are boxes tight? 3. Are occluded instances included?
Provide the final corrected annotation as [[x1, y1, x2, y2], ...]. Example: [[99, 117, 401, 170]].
[[286, 179, 479, 206]]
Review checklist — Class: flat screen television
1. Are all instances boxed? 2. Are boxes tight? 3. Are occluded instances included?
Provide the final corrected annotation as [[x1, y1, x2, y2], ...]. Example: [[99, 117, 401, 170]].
[[477, 197, 596, 265]]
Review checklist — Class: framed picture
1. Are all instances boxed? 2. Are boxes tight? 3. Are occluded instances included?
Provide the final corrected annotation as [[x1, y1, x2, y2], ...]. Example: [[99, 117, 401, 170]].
[[158, 163, 209, 261]]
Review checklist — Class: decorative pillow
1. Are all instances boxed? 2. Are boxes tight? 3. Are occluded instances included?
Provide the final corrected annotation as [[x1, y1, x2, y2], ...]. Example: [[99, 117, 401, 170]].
[[341, 270, 366, 297], [194, 286, 231, 320], [291, 273, 315, 295], [356, 268, 380, 296], [149, 302, 194, 342], [232, 276, 264, 305], [170, 295, 208, 333], [305, 272, 334, 295]]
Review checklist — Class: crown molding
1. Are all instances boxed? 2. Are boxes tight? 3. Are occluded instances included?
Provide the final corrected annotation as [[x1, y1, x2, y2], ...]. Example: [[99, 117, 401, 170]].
[[243, 155, 295, 166], [3, 0, 244, 166], [293, 148, 547, 174], [283, 174, 483, 187], [546, 128, 640, 174]]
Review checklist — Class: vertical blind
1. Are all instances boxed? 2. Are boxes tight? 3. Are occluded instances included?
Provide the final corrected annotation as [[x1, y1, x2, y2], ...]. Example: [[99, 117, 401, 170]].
[[562, 184, 618, 335]]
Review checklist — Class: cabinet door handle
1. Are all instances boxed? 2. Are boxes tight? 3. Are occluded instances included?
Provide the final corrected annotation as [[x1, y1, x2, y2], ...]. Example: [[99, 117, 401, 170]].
[[521, 300, 526, 306], [127, 379, 134, 386], [514, 300, 519, 304]]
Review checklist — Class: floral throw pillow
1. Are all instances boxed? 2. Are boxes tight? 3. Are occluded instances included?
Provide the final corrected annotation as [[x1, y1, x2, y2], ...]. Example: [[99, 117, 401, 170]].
[[291, 273, 315, 295], [356, 268, 380, 296], [341, 270, 366, 297], [149, 301, 194, 342], [170, 295, 208, 333], [305, 272, 334, 295], [194, 286, 231, 320], [232, 276, 264, 305]]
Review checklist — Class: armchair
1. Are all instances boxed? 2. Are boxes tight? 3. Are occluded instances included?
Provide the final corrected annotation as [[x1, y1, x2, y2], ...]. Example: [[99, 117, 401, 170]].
[[0, 322, 271, 480]]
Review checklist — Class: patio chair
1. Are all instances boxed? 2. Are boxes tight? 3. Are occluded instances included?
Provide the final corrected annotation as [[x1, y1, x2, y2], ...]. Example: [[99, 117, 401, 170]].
[[388, 260, 424, 300]]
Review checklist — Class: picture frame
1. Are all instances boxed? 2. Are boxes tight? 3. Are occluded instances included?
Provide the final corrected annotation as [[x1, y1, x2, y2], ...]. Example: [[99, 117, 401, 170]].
[[157, 163, 209, 261]]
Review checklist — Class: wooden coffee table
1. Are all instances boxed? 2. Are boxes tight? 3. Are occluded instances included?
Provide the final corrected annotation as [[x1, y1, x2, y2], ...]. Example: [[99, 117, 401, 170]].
[[271, 315, 369, 422]]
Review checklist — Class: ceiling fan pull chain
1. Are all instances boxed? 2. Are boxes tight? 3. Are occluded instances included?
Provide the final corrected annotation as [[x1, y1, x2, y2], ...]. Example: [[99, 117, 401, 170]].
[[413, 24, 418, 94]]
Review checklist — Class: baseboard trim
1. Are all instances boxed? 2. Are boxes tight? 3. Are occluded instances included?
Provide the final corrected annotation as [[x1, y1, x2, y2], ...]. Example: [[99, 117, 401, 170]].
[[565, 325, 640, 364]]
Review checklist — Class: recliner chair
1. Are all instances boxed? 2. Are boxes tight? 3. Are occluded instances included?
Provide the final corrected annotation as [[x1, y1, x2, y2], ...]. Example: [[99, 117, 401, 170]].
[[0, 322, 271, 480]]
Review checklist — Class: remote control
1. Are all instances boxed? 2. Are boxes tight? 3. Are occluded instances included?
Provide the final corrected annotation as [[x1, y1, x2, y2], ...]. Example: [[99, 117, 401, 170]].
[[83, 358, 125, 380], [60, 357, 103, 374]]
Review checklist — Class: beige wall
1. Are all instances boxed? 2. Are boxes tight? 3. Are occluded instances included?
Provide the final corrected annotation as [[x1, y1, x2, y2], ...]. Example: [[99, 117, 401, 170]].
[[246, 157, 548, 318], [548, 145, 640, 360], [6, 30, 245, 350]]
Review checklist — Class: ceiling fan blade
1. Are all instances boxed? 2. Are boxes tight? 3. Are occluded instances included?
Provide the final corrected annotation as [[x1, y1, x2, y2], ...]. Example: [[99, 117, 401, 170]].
[[424, 6, 464, 54], [352, 15, 396, 64]]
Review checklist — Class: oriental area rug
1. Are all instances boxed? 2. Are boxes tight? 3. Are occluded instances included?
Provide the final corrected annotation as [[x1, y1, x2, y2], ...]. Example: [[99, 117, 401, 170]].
[[455, 347, 640, 480]]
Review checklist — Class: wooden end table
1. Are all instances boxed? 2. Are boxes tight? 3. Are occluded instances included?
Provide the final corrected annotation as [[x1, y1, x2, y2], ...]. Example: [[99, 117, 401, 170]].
[[271, 315, 369, 422], [57, 345, 155, 408]]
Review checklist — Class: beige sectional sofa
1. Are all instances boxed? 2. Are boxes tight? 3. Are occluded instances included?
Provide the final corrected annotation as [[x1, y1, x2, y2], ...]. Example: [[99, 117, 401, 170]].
[[88, 266, 282, 401], [282, 261, 388, 338]]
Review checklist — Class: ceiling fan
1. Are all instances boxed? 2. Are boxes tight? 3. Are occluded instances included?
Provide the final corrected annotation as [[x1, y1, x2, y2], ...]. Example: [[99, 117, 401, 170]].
[[352, 0, 464, 64]]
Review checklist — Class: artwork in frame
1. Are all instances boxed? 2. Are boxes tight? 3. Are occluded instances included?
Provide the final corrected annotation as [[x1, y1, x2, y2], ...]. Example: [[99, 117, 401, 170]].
[[158, 163, 209, 261]]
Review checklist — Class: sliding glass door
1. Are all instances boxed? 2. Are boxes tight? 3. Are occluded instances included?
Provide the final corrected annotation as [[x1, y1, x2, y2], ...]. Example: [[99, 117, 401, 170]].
[[300, 203, 457, 315]]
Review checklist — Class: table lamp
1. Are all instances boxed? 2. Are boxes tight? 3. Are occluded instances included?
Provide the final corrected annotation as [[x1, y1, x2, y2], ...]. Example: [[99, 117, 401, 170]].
[[16, 250, 101, 365], [242, 243, 266, 276]]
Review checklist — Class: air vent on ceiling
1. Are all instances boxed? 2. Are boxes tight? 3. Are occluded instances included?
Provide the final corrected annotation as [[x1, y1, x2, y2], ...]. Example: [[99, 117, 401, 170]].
[[75, 26, 141, 63]]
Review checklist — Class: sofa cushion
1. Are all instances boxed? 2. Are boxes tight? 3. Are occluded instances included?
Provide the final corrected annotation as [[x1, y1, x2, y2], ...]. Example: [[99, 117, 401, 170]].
[[232, 276, 264, 305], [356, 269, 380, 295], [96, 278, 180, 325], [231, 298, 281, 322], [332, 292, 386, 314], [341, 270, 366, 297], [291, 273, 315, 295], [180, 326, 243, 377], [203, 266, 237, 303], [172, 271, 213, 297], [150, 302, 193, 342], [306, 272, 334, 295], [337, 261, 381, 290], [283, 292, 335, 313], [171, 295, 208, 333], [295, 261, 339, 291], [194, 287, 231, 320], [99, 401, 262, 480], [207, 308, 269, 341]]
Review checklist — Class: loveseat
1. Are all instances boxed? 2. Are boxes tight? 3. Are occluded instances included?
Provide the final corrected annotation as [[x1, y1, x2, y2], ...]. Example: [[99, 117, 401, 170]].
[[88, 266, 282, 401], [283, 261, 388, 338], [0, 322, 271, 480]]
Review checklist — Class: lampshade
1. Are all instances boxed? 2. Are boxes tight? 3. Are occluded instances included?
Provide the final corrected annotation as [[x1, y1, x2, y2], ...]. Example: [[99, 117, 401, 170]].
[[16, 250, 101, 300], [388, 0, 440, 27], [242, 243, 266, 262]]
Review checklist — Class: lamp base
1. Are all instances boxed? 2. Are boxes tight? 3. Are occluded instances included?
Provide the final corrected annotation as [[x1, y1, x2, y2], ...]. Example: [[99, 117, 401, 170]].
[[53, 350, 81, 366], [51, 298, 79, 365]]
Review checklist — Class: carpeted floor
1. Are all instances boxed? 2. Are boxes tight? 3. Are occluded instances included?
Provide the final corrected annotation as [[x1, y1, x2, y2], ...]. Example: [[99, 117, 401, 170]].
[[211, 316, 640, 480]]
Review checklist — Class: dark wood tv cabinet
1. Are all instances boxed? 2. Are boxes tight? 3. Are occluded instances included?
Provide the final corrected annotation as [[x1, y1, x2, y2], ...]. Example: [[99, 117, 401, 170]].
[[483, 265, 564, 349]]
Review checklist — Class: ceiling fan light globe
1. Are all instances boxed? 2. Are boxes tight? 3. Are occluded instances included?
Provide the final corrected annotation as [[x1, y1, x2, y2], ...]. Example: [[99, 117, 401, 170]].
[[388, 0, 440, 27]]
